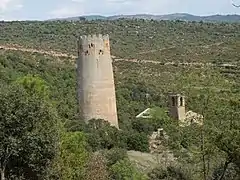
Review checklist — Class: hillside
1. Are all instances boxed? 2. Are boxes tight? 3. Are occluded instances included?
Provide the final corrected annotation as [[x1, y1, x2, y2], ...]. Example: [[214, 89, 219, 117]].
[[0, 19, 240, 179], [0, 45, 239, 179], [1, 19, 239, 110], [0, 45, 238, 128], [48, 13, 240, 23], [1, 19, 239, 65]]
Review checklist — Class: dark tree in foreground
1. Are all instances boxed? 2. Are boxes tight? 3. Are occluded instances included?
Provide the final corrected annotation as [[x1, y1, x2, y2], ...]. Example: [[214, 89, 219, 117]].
[[0, 83, 60, 180]]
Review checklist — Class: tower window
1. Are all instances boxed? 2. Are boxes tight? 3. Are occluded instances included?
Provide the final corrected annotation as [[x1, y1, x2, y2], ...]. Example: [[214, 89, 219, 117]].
[[172, 97, 175, 106], [180, 97, 183, 106], [88, 43, 94, 48], [99, 49, 104, 55], [85, 50, 89, 55]]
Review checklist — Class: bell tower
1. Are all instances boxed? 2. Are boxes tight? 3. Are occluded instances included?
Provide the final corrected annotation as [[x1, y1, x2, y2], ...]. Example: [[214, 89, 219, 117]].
[[168, 93, 186, 121]]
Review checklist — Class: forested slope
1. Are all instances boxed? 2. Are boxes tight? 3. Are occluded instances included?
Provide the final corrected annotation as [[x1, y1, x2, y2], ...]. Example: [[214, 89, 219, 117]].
[[1, 19, 239, 63], [0, 19, 239, 179]]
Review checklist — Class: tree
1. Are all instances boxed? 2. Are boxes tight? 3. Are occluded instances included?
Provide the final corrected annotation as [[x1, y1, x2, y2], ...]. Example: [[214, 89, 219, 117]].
[[148, 165, 192, 180], [131, 118, 155, 135], [212, 100, 240, 179], [84, 119, 127, 151], [126, 131, 149, 152], [110, 158, 147, 180], [15, 74, 50, 100], [84, 153, 109, 180], [84, 119, 150, 152], [0, 84, 60, 180], [52, 131, 89, 180], [101, 148, 128, 167]]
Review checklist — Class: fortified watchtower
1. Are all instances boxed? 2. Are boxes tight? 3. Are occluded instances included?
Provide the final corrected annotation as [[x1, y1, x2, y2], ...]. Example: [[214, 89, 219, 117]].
[[76, 34, 119, 129], [168, 93, 186, 121]]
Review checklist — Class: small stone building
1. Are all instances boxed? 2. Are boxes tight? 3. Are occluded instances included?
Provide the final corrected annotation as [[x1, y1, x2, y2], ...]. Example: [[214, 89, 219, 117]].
[[168, 93, 203, 126], [136, 93, 203, 127]]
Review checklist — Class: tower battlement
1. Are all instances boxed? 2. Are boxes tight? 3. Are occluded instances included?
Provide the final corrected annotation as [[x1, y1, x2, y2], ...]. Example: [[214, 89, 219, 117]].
[[78, 34, 110, 56], [80, 34, 109, 41]]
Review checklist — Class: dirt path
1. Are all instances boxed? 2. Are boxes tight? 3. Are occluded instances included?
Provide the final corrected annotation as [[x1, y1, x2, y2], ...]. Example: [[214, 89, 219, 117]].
[[136, 42, 224, 55], [0, 43, 237, 68], [137, 46, 176, 55], [0, 44, 76, 59]]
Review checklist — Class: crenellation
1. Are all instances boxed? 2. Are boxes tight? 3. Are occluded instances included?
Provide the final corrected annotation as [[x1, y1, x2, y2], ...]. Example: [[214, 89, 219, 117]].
[[80, 34, 108, 41], [79, 34, 110, 55], [80, 35, 87, 40], [91, 34, 97, 39], [103, 34, 109, 40], [80, 34, 107, 41], [97, 34, 103, 39]]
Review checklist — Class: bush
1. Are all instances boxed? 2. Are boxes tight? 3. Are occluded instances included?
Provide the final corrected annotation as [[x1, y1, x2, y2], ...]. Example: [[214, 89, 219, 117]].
[[126, 131, 149, 152], [148, 165, 192, 180], [101, 148, 128, 167], [0, 84, 60, 180], [110, 158, 147, 180], [84, 119, 149, 153]]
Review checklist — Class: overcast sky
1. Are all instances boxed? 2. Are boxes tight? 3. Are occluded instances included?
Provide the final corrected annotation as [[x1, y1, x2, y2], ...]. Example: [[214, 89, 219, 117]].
[[0, 0, 240, 20]]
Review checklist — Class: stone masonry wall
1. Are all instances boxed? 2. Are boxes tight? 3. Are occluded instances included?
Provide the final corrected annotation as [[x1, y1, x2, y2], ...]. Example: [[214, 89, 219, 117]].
[[77, 34, 119, 129]]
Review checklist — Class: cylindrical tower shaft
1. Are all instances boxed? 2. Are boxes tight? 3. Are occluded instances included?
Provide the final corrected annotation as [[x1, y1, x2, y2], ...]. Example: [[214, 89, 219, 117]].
[[77, 34, 119, 129]]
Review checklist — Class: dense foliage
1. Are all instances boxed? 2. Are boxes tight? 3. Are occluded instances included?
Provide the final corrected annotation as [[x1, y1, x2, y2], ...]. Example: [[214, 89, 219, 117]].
[[0, 19, 240, 179], [1, 19, 239, 64], [0, 82, 60, 180]]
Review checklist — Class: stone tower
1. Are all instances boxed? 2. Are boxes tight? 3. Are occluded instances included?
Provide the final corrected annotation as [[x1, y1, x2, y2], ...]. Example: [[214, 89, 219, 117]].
[[76, 34, 119, 129], [168, 93, 186, 121]]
